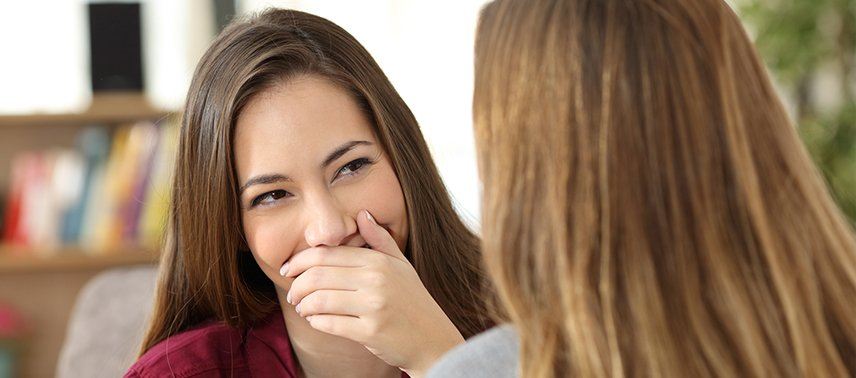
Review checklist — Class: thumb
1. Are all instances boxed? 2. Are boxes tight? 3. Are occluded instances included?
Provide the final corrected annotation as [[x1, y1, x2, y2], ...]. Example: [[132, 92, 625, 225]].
[[357, 209, 406, 261]]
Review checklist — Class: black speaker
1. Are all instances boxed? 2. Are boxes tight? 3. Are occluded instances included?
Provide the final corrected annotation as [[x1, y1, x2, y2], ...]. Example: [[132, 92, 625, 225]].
[[88, 3, 144, 92]]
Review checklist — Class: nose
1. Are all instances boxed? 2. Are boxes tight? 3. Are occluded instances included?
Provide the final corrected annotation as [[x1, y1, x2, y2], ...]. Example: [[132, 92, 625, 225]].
[[303, 191, 356, 247]]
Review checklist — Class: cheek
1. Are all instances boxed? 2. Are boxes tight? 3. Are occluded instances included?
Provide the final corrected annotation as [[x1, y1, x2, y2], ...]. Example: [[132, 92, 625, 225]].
[[242, 214, 300, 281], [355, 161, 408, 249]]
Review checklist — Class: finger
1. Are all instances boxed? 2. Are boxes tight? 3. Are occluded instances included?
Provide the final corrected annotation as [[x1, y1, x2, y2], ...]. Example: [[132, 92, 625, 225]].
[[304, 314, 368, 343], [295, 290, 367, 318], [282, 246, 375, 278], [286, 266, 360, 305], [357, 209, 406, 261]]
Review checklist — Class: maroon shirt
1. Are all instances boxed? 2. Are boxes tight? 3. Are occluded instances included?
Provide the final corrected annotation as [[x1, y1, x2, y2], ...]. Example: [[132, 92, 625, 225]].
[[126, 307, 408, 377]]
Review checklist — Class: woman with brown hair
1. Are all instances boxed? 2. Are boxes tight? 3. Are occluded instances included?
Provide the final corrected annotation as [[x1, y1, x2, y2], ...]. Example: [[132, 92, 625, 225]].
[[429, 0, 856, 376], [127, 8, 490, 378]]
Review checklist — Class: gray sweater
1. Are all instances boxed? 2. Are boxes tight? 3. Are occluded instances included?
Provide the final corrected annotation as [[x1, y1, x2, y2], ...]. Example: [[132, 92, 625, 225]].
[[426, 325, 519, 378]]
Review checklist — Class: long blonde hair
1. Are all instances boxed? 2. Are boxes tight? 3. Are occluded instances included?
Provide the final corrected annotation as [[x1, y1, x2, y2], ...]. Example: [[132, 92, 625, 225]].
[[474, 0, 856, 376]]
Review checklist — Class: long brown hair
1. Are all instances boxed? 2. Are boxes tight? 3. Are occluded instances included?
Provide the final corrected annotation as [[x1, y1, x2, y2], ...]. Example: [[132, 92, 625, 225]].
[[140, 8, 490, 354], [474, 0, 856, 376]]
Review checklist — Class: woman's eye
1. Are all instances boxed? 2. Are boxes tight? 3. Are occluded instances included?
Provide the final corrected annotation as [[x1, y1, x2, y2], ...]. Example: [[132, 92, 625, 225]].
[[333, 158, 372, 181], [251, 190, 291, 207]]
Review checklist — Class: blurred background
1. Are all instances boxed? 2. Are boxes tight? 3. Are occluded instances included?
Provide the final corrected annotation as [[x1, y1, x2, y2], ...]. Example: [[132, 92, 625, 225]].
[[740, 0, 856, 221], [0, 0, 852, 377]]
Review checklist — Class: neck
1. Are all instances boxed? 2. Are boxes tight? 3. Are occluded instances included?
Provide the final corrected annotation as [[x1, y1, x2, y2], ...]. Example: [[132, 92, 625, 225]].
[[276, 289, 400, 378]]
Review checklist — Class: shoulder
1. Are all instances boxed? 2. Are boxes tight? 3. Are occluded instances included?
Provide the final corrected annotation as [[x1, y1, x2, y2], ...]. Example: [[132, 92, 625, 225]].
[[125, 320, 249, 378], [427, 325, 519, 378]]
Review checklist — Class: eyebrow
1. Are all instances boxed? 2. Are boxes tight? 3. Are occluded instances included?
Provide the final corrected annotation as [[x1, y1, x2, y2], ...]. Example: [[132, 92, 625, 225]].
[[239, 140, 373, 195], [239, 174, 291, 195], [321, 140, 372, 168]]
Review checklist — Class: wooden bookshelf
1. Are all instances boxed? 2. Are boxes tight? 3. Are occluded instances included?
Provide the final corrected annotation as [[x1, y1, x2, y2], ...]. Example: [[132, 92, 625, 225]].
[[0, 246, 158, 274], [0, 93, 174, 128], [0, 94, 176, 193], [0, 94, 173, 377], [0, 93, 171, 271], [0, 110, 171, 128]]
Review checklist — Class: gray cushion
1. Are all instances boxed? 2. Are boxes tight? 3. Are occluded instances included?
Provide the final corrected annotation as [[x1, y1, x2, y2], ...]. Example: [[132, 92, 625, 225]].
[[56, 265, 157, 378]]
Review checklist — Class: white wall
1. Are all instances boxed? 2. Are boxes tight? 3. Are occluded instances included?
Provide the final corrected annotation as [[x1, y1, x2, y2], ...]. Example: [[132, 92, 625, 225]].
[[0, 0, 214, 113], [239, 0, 490, 226], [0, 0, 91, 113]]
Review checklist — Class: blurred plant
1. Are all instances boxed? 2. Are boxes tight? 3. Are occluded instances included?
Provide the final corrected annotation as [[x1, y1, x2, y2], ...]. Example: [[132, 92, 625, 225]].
[[740, 0, 856, 222]]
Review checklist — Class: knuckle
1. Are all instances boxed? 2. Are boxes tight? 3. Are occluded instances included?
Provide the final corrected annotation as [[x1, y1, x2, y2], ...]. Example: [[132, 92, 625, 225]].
[[312, 316, 329, 331], [366, 272, 386, 288], [365, 320, 381, 337], [301, 295, 318, 313], [291, 276, 309, 293], [321, 318, 339, 334], [366, 295, 386, 311], [309, 252, 327, 267], [312, 293, 327, 310], [299, 299, 313, 314], [306, 268, 323, 285]]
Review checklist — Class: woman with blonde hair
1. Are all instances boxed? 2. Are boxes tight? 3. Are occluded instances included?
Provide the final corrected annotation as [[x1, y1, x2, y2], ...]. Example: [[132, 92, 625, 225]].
[[430, 0, 856, 376]]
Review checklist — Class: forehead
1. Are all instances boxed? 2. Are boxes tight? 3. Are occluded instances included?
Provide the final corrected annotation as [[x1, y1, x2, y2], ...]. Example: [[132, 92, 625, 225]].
[[233, 75, 376, 178]]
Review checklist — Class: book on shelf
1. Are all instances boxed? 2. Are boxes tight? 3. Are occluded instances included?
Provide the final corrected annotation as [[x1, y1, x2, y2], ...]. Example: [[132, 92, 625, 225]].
[[0, 119, 178, 257]]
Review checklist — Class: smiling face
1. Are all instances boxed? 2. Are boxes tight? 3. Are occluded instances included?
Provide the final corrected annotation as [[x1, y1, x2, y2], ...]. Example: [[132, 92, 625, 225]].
[[234, 74, 409, 291]]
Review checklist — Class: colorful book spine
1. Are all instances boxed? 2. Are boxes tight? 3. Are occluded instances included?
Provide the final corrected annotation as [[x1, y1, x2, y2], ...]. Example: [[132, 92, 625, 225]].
[[1, 118, 177, 255]]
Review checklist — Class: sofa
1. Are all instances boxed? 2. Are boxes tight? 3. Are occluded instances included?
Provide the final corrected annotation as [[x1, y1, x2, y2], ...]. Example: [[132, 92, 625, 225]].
[[56, 265, 158, 378]]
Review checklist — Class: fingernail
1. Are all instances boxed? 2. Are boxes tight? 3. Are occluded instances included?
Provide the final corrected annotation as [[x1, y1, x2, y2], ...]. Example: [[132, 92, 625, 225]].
[[286, 291, 292, 305], [279, 262, 289, 277], [295, 303, 301, 315], [365, 210, 376, 224], [306, 315, 313, 323]]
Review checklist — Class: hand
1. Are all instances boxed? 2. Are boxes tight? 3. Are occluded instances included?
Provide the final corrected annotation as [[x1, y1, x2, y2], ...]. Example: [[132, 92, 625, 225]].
[[281, 210, 464, 377]]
